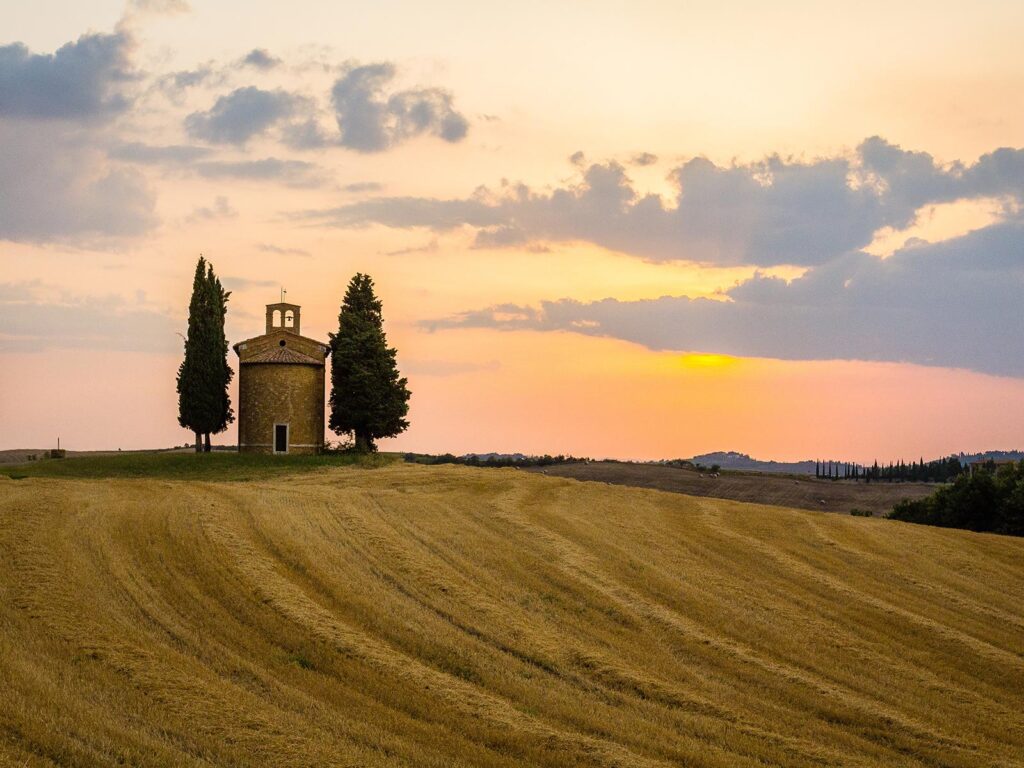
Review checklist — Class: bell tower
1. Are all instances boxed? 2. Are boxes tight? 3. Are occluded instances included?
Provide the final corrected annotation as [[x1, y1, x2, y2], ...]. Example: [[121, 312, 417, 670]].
[[265, 302, 301, 335]]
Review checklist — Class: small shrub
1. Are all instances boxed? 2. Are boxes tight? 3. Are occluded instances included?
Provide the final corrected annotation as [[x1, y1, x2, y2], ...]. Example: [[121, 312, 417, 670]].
[[288, 653, 315, 670]]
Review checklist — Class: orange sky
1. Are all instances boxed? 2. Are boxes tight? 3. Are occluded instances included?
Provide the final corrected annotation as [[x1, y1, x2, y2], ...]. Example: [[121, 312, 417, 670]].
[[2, 0, 1024, 460]]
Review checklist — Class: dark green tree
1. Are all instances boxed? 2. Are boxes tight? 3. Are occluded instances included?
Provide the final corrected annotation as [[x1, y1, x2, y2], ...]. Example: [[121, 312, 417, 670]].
[[205, 263, 234, 450], [176, 257, 234, 452], [329, 273, 411, 452]]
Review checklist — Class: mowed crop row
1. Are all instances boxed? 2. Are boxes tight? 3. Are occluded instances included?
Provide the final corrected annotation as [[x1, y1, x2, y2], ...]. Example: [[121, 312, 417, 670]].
[[1, 465, 1022, 767]]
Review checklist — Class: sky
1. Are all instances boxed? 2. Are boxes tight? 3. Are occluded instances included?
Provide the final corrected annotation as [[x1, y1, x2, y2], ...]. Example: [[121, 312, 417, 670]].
[[2, 0, 1024, 461]]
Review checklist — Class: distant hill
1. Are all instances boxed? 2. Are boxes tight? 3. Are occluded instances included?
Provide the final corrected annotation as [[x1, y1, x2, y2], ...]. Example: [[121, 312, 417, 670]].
[[686, 449, 1024, 474], [686, 451, 816, 474]]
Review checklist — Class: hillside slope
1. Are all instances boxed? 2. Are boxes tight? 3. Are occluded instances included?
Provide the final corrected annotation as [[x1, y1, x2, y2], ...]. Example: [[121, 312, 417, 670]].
[[1, 465, 1022, 767], [526, 460, 933, 516]]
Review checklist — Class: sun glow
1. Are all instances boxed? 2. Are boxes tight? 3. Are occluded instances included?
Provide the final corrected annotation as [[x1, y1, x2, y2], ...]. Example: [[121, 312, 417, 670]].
[[679, 353, 740, 370]]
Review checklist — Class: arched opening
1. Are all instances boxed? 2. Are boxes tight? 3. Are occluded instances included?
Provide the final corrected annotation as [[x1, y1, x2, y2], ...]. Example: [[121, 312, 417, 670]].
[[284, 310, 295, 328], [272, 309, 283, 327]]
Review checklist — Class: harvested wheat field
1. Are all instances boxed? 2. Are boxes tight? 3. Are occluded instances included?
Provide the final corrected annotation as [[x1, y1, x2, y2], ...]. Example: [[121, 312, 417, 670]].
[[1, 464, 1023, 767]]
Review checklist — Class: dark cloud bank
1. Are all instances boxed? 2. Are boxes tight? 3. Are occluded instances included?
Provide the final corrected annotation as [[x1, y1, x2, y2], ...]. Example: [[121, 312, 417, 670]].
[[0, 30, 156, 243], [424, 218, 1024, 377], [306, 137, 1024, 378], [304, 137, 1024, 267]]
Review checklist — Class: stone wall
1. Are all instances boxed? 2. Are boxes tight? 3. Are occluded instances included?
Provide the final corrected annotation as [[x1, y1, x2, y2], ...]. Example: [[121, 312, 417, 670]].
[[237, 363, 325, 454]]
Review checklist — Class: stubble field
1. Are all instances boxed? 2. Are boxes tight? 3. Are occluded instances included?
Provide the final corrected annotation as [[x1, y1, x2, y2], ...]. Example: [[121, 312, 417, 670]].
[[1, 463, 1022, 767]]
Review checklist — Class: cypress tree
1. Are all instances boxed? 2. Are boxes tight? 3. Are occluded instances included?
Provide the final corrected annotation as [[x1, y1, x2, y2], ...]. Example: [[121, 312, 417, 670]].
[[329, 273, 411, 452], [205, 262, 234, 451], [176, 256, 234, 452]]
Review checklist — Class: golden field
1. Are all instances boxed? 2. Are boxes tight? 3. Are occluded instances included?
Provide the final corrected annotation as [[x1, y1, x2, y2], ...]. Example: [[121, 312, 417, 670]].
[[1, 464, 1022, 767]]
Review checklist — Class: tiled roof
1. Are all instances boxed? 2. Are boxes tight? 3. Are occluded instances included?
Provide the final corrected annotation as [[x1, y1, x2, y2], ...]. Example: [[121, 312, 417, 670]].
[[241, 347, 324, 365], [232, 331, 325, 352]]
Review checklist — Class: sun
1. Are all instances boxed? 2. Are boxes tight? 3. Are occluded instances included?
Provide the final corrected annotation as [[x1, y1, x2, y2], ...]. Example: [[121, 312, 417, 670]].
[[679, 353, 739, 370]]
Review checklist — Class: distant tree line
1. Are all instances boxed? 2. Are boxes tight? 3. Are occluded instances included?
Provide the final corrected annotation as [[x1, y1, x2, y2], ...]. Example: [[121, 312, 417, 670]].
[[889, 461, 1024, 537], [404, 454, 588, 468], [661, 459, 721, 473], [815, 457, 965, 483], [661, 459, 694, 469]]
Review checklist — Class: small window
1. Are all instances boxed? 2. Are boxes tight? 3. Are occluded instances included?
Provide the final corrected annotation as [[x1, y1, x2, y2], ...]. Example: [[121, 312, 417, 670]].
[[279, 339, 286, 347], [272, 309, 282, 327]]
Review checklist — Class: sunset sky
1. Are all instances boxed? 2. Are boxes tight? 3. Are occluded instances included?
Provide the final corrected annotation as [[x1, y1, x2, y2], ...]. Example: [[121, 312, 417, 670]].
[[3, 0, 1024, 460]]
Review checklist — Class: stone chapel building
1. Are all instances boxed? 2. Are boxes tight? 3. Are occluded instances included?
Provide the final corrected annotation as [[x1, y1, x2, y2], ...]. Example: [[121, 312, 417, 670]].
[[233, 302, 329, 454]]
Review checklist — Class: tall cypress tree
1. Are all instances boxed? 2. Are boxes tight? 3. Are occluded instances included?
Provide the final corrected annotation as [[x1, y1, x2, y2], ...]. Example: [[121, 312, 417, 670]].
[[329, 273, 411, 452], [176, 256, 234, 452], [177, 258, 212, 452], [205, 262, 234, 451]]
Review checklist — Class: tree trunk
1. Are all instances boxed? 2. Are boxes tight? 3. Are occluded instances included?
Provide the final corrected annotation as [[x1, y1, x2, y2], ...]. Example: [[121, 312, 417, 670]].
[[204, 433, 211, 453], [354, 431, 374, 453], [194, 431, 202, 453]]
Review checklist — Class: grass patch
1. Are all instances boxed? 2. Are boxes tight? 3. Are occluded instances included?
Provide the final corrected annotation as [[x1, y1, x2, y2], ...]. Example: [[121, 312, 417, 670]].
[[288, 653, 316, 671], [0, 450, 397, 481]]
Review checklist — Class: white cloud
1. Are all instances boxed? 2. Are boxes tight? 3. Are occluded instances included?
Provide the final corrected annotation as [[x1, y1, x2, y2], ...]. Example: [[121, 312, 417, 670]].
[[186, 86, 306, 145], [330, 63, 469, 152], [0, 31, 135, 120]]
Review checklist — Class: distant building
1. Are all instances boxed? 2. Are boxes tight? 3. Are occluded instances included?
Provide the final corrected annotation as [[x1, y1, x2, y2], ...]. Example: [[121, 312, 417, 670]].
[[233, 302, 329, 454], [969, 459, 1017, 475]]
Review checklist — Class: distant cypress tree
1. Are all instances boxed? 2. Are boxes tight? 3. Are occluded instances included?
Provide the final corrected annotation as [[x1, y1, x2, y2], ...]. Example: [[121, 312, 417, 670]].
[[176, 257, 234, 452], [329, 273, 411, 452]]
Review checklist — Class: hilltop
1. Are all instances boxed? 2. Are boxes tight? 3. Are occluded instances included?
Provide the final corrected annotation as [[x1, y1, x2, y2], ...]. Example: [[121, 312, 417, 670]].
[[1, 463, 1022, 767]]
